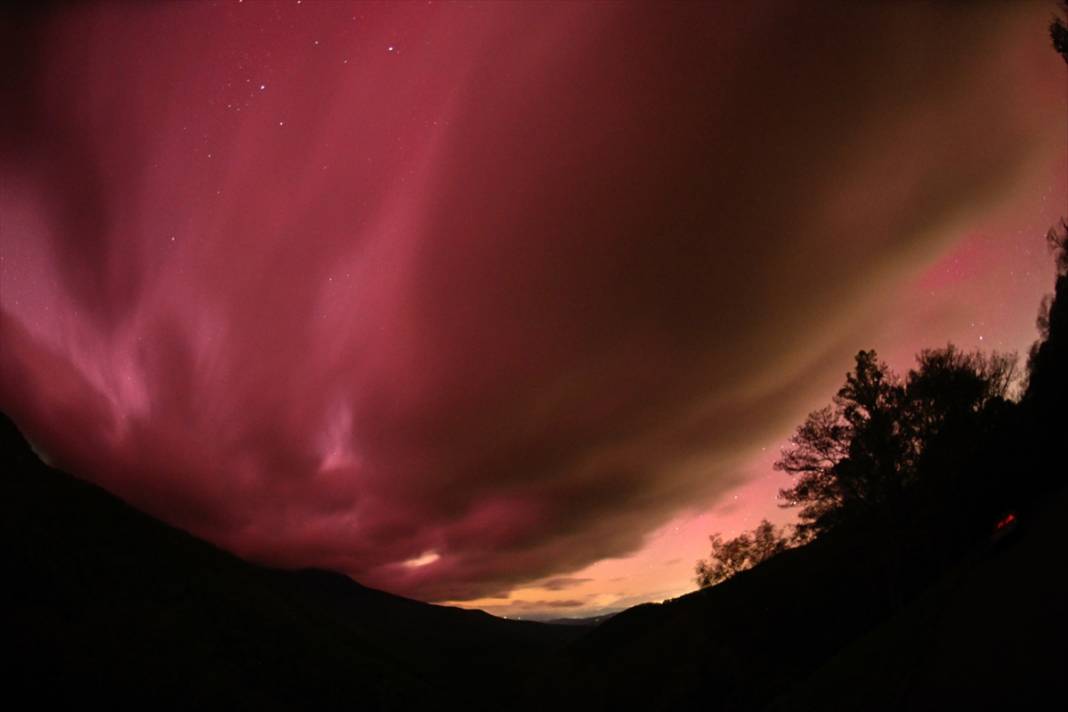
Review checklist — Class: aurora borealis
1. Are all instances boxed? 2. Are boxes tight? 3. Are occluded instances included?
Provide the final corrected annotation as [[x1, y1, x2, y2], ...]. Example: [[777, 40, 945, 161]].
[[1, 0, 1064, 617]]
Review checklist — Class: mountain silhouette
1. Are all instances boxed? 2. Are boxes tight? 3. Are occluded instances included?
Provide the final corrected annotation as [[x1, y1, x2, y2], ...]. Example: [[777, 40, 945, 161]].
[[0, 412, 582, 710]]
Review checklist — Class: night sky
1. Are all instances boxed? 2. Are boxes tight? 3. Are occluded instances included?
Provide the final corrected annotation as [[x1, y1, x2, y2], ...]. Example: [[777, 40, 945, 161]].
[[1, 1, 1065, 618]]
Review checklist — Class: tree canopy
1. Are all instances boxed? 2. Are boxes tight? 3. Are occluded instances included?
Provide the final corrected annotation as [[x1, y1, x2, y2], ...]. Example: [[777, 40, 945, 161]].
[[695, 519, 789, 588], [776, 346, 1017, 537]]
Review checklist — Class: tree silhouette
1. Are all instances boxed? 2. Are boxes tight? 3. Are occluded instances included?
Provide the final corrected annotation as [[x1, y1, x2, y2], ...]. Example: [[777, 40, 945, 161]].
[[1026, 223, 1067, 389], [777, 347, 1017, 538], [1052, 2, 1068, 64], [907, 346, 1017, 435], [695, 519, 789, 588], [776, 350, 908, 537], [1023, 220, 1068, 476]]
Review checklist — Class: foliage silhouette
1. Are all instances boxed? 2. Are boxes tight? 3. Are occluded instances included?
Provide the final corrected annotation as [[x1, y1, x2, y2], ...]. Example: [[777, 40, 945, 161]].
[[695, 519, 790, 588], [1052, 3, 1068, 64], [1022, 218, 1068, 494], [775, 346, 1017, 540]]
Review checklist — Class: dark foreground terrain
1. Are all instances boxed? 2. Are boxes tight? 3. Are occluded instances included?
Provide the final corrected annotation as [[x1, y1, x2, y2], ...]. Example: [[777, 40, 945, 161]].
[[0, 412, 582, 710], [530, 481, 1068, 711], [3, 406, 1065, 711]]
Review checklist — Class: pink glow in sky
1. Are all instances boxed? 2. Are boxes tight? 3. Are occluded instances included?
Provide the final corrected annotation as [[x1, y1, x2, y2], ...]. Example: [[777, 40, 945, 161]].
[[1, 1, 1065, 617]]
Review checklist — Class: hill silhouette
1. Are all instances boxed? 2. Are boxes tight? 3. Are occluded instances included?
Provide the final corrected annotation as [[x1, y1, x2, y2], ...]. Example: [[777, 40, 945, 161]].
[[0, 412, 582, 710], [522, 478, 1067, 710]]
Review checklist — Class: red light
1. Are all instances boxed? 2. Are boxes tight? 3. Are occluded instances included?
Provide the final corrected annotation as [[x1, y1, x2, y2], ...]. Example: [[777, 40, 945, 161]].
[[995, 513, 1017, 530]]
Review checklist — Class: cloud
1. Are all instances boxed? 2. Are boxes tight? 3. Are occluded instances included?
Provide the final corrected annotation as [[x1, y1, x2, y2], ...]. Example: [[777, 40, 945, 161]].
[[0, 1, 1062, 601], [536, 577, 593, 592]]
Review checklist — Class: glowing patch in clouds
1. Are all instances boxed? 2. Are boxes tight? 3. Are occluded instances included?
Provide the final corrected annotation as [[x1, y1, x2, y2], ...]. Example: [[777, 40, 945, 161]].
[[403, 551, 441, 569]]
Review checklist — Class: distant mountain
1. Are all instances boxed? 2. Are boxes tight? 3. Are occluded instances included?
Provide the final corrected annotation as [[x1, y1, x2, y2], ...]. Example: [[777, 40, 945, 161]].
[[541, 612, 620, 627], [0, 412, 584, 710]]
